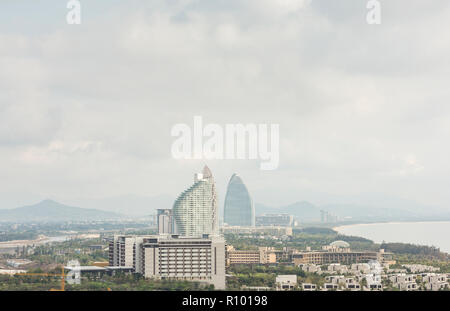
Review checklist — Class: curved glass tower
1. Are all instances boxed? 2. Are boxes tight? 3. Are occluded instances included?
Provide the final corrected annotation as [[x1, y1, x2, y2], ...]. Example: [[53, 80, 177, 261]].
[[173, 166, 219, 237], [224, 173, 255, 226]]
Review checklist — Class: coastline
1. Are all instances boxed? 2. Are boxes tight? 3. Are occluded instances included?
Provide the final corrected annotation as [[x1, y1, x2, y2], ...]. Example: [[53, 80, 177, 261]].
[[333, 220, 450, 254], [0, 235, 69, 249], [333, 220, 450, 232]]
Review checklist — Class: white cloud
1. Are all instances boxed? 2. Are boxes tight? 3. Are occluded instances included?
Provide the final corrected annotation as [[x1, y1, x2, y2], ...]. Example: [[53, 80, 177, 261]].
[[0, 0, 450, 210]]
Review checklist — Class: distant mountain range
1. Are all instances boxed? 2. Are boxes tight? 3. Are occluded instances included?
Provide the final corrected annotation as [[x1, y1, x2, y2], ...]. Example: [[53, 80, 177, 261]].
[[0, 199, 122, 223], [1, 196, 449, 224], [66, 194, 174, 217]]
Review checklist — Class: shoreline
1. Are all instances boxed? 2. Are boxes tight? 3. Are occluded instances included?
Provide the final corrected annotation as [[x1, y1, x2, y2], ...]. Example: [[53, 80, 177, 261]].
[[333, 220, 450, 254], [333, 220, 450, 232], [0, 235, 69, 249]]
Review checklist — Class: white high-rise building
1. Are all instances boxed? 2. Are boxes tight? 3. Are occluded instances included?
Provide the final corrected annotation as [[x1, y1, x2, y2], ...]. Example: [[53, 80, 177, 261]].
[[108, 235, 136, 268], [172, 166, 219, 237]]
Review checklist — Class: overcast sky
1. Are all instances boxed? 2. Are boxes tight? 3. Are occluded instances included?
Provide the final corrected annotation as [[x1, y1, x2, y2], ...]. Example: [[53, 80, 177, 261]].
[[1, 0, 449, 212]]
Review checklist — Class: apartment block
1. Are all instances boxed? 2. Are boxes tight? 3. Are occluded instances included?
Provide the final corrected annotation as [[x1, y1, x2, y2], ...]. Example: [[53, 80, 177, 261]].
[[293, 251, 378, 265], [157, 209, 174, 235], [109, 234, 226, 290], [226, 246, 277, 265], [389, 274, 418, 291], [108, 235, 140, 268]]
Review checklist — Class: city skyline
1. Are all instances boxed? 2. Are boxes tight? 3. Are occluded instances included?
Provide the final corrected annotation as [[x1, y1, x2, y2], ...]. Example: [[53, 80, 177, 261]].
[[1, 0, 449, 298]]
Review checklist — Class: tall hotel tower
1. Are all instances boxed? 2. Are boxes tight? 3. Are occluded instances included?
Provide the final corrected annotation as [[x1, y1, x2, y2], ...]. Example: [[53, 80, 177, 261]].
[[223, 173, 255, 226], [173, 166, 219, 237]]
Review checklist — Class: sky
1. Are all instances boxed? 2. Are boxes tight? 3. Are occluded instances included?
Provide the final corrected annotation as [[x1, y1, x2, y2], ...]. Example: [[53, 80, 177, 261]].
[[0, 0, 450, 213]]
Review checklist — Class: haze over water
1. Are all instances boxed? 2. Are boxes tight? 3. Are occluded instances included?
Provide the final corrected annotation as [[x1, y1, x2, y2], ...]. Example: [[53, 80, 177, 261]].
[[334, 221, 450, 254]]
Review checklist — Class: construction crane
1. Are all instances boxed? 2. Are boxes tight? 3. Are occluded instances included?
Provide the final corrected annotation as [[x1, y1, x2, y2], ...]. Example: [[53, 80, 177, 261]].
[[16, 266, 66, 291]]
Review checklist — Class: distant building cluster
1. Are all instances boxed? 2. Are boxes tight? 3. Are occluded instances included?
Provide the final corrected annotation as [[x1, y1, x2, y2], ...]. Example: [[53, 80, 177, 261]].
[[225, 241, 393, 268], [255, 214, 295, 227], [224, 240, 448, 291], [320, 210, 338, 223], [268, 254, 449, 291], [273, 264, 449, 291], [6, 259, 32, 268], [221, 226, 293, 236]]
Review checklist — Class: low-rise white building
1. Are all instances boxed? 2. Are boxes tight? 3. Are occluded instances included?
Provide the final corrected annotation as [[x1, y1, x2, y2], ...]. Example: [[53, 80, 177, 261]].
[[299, 264, 321, 274], [328, 263, 348, 274], [345, 279, 361, 291], [322, 283, 339, 290], [422, 273, 447, 283], [302, 283, 317, 291], [0, 269, 27, 275], [422, 273, 448, 291], [403, 264, 440, 274], [351, 263, 371, 274], [276, 275, 297, 291], [365, 274, 383, 291], [325, 275, 346, 285], [389, 274, 417, 291]]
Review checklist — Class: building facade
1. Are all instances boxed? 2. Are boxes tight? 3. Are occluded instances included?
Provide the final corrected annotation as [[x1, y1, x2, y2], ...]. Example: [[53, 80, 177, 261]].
[[223, 174, 255, 226], [108, 235, 136, 268], [157, 209, 174, 234], [276, 275, 297, 290], [292, 251, 379, 265], [226, 246, 277, 265], [173, 166, 219, 237], [109, 234, 226, 290]]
